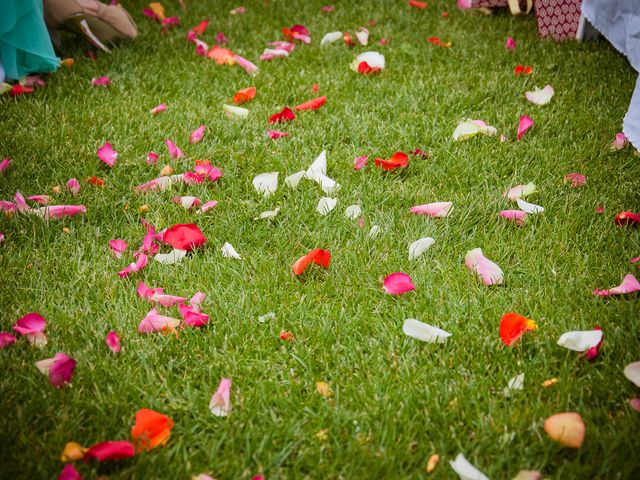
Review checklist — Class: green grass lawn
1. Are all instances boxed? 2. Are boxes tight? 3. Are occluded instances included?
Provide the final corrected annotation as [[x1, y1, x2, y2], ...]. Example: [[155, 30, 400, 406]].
[[1, 0, 639, 478]]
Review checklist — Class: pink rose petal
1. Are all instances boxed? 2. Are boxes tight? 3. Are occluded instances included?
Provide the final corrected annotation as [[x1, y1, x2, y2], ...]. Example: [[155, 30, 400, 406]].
[[190, 291, 206, 311], [106, 331, 121, 353], [383, 272, 416, 295], [267, 130, 289, 140], [27, 195, 51, 205], [150, 103, 167, 115], [190, 125, 206, 144], [36, 352, 76, 387], [13, 312, 46, 335], [32, 205, 86, 219], [465, 248, 504, 286], [137, 281, 186, 307], [0, 332, 17, 349], [505, 37, 516, 50], [629, 398, 640, 412], [118, 253, 148, 278], [165, 139, 184, 159], [14, 192, 30, 213], [58, 464, 82, 480], [564, 173, 586, 188], [0, 201, 16, 214], [66, 178, 80, 196], [216, 32, 228, 44], [353, 155, 368, 171], [138, 307, 180, 333], [147, 151, 159, 165], [97, 142, 117, 167], [410, 202, 453, 218], [230, 6, 246, 15], [233, 54, 258, 75], [0, 158, 11, 173], [631, 256, 640, 263], [500, 210, 527, 226], [517, 115, 534, 141], [585, 326, 603, 360], [84, 441, 135, 461], [321, 5, 334, 12], [91, 76, 110, 86], [179, 303, 209, 327], [108, 239, 127, 259], [611, 132, 628, 151], [209, 377, 232, 416], [201, 200, 218, 213], [593, 274, 640, 296]]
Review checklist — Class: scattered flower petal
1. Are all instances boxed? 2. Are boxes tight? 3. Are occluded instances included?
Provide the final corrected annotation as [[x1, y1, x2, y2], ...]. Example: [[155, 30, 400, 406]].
[[163, 224, 206, 251], [109, 239, 127, 258], [294, 96, 327, 111], [403, 318, 451, 343], [58, 464, 82, 480], [624, 361, 640, 387], [516, 198, 544, 214], [500, 312, 537, 346], [557, 330, 604, 352], [253, 172, 279, 197], [344, 205, 362, 219], [610, 132, 628, 151], [35, 352, 76, 387], [505, 36, 516, 50], [190, 125, 206, 144], [118, 253, 148, 278], [209, 378, 232, 416], [221, 242, 241, 259], [544, 412, 585, 448], [106, 331, 121, 353], [410, 202, 453, 218], [233, 87, 256, 105], [292, 248, 331, 275], [91, 76, 110, 86], [517, 115, 534, 140], [593, 274, 640, 296], [84, 441, 135, 462], [465, 248, 504, 286], [13, 312, 47, 347], [614, 211, 640, 226], [66, 178, 80, 196], [317, 197, 337, 215], [223, 104, 249, 119], [179, 303, 209, 327], [500, 210, 527, 226], [0, 332, 17, 349], [321, 31, 342, 46], [503, 182, 536, 201], [269, 106, 295, 124], [154, 249, 187, 264], [449, 453, 489, 480], [150, 103, 167, 115], [131, 408, 174, 452], [285, 171, 305, 189], [383, 272, 415, 295], [353, 155, 368, 170], [97, 142, 117, 167], [525, 85, 554, 105], [564, 173, 586, 187], [426, 454, 440, 473], [503, 373, 525, 396], [452, 119, 497, 140], [374, 151, 408, 170], [60, 442, 86, 462], [267, 130, 289, 139], [409, 237, 435, 260], [351, 51, 385, 73]]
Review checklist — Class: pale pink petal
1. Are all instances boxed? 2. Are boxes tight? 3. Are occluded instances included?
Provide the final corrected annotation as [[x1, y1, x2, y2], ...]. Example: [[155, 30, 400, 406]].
[[36, 352, 76, 387], [465, 248, 504, 286], [517, 115, 534, 140], [150, 103, 167, 115], [355, 27, 369, 46], [190, 125, 206, 144], [0, 158, 11, 173], [201, 200, 218, 213], [14, 192, 30, 213], [353, 155, 368, 171], [209, 377, 232, 416], [320, 5, 334, 12], [610, 132, 628, 151], [593, 274, 640, 296], [383, 272, 415, 295], [233, 54, 258, 75], [97, 142, 117, 167], [267, 130, 289, 139], [500, 210, 527, 226], [106, 331, 121, 353], [230, 6, 246, 14], [410, 202, 453, 218], [117, 253, 148, 278], [137, 281, 186, 307], [27, 195, 51, 205], [624, 361, 640, 387], [505, 37, 516, 50], [140, 227, 158, 255], [190, 291, 206, 311], [91, 76, 110, 86], [457, 0, 473, 8], [108, 239, 127, 259], [179, 303, 209, 327], [0, 332, 17, 349], [629, 398, 640, 412], [269, 41, 295, 52], [147, 151, 159, 165], [138, 307, 180, 333], [133, 175, 181, 192], [503, 182, 536, 201], [173, 195, 201, 210], [564, 173, 586, 188], [66, 178, 80, 196], [260, 49, 289, 61], [165, 139, 185, 159]]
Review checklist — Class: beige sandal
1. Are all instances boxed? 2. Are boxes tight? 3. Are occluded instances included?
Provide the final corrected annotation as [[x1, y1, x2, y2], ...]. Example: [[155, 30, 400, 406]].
[[44, 0, 137, 53]]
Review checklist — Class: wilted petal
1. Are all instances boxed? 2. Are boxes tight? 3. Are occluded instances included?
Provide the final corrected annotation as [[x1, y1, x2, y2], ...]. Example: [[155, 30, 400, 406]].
[[285, 171, 305, 189], [190, 125, 206, 144], [106, 331, 121, 353], [517, 115, 534, 140], [465, 248, 504, 286], [564, 173, 586, 188], [355, 27, 369, 46], [138, 308, 180, 333], [500, 210, 527, 226], [317, 197, 337, 215], [503, 182, 536, 201], [321, 31, 342, 46], [97, 142, 117, 167], [131, 408, 174, 452], [525, 85, 554, 105], [408, 237, 435, 260], [84, 441, 135, 462], [223, 104, 249, 119], [557, 330, 603, 352], [353, 155, 368, 171], [292, 248, 331, 275], [516, 198, 544, 214], [0, 332, 17, 349], [173, 195, 201, 210], [344, 205, 362, 219], [118, 253, 147, 278], [221, 242, 241, 259], [109, 239, 127, 259], [623, 361, 640, 387], [91, 76, 110, 86], [410, 202, 453, 218], [154, 249, 187, 264], [500, 312, 537, 346], [14, 192, 30, 213], [593, 274, 640, 296], [449, 453, 489, 480], [253, 172, 278, 197], [383, 272, 415, 295], [209, 378, 232, 416], [403, 318, 451, 343], [453, 120, 480, 141], [614, 211, 640, 226], [66, 178, 80, 196], [544, 412, 585, 448], [610, 132, 628, 151]]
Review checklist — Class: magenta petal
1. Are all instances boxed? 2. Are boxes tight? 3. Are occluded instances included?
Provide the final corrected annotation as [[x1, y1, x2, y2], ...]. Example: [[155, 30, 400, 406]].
[[106, 331, 121, 353], [91, 76, 111, 86], [267, 130, 289, 140], [190, 125, 206, 144], [233, 54, 258, 75], [109, 239, 127, 259], [150, 103, 167, 115], [0, 158, 11, 173], [147, 151, 159, 165], [0, 201, 16, 213], [97, 142, 117, 167], [84, 441, 135, 461], [594, 274, 640, 296], [0, 332, 17, 349], [383, 272, 416, 295], [118, 253, 148, 278], [14, 191, 30, 213], [138, 307, 180, 333], [34, 205, 87, 219], [353, 155, 368, 171], [58, 464, 82, 480], [137, 281, 186, 307], [165, 139, 185, 159], [13, 312, 46, 335], [505, 36, 516, 50], [500, 210, 526, 226], [27, 195, 51, 205], [517, 115, 534, 141], [66, 178, 80, 196], [49, 352, 77, 387], [179, 303, 209, 327], [216, 31, 228, 44]]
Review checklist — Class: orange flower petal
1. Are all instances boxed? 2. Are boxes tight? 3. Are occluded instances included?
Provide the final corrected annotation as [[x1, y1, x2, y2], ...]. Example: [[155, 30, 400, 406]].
[[294, 96, 327, 111], [208, 46, 235, 65], [292, 249, 331, 275], [131, 408, 174, 452], [499, 312, 537, 346], [233, 87, 256, 105], [544, 412, 585, 448], [374, 151, 409, 171]]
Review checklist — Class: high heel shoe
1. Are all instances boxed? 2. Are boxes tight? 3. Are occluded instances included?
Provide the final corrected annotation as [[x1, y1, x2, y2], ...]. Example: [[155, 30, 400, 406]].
[[43, 0, 138, 53]]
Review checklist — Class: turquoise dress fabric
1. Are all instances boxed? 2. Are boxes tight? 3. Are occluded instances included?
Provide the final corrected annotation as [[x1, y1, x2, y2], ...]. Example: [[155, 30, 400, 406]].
[[0, 0, 59, 81]]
